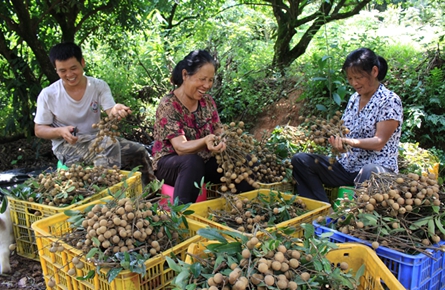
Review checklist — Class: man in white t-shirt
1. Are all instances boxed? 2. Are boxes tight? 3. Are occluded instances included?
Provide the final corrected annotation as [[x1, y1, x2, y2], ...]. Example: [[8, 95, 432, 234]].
[[34, 42, 155, 185]]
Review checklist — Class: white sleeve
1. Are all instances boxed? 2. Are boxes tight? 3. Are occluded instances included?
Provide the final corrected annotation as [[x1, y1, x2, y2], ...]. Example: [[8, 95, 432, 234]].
[[34, 89, 54, 125]]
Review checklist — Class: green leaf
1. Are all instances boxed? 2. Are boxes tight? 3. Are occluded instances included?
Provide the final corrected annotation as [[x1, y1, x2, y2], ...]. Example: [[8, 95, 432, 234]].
[[165, 256, 183, 273], [333, 92, 341, 105], [86, 248, 100, 259], [64, 209, 80, 216], [91, 237, 101, 247], [77, 270, 95, 281], [428, 219, 436, 236], [66, 186, 76, 193], [316, 104, 327, 111], [410, 218, 429, 230], [175, 270, 190, 284], [107, 267, 123, 283], [67, 215, 83, 224], [355, 264, 365, 285], [0, 199, 8, 214], [301, 223, 315, 239], [434, 217, 445, 235], [197, 228, 227, 243], [190, 262, 202, 278], [207, 242, 242, 255]]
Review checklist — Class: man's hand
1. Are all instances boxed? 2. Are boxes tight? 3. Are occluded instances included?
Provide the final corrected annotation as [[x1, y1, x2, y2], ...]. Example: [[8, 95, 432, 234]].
[[62, 126, 79, 144], [109, 104, 132, 120]]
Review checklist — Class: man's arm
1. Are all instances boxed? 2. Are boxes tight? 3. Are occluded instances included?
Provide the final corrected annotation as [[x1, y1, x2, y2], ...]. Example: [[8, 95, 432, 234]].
[[34, 124, 78, 144]]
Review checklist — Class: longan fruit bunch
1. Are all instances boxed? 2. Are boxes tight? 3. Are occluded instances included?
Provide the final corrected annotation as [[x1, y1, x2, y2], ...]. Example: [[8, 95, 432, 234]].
[[26, 164, 125, 206], [298, 111, 351, 156], [214, 121, 260, 193], [214, 121, 292, 193], [195, 236, 354, 290], [331, 171, 444, 252], [71, 197, 181, 257], [251, 147, 293, 184], [208, 193, 308, 233], [91, 116, 120, 153]]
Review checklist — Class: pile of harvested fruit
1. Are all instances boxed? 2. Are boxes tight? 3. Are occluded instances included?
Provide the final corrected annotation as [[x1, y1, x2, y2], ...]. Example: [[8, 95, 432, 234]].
[[320, 171, 445, 255], [3, 164, 126, 206], [168, 225, 363, 290], [61, 187, 194, 281], [207, 191, 309, 234], [213, 121, 293, 193]]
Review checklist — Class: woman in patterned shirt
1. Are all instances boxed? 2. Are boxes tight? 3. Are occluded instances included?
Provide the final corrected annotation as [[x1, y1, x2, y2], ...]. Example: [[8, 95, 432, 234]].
[[152, 50, 252, 203], [291, 48, 403, 202]]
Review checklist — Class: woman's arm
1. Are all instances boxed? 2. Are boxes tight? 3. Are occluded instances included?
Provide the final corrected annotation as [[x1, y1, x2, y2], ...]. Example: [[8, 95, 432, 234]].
[[330, 119, 399, 152], [170, 134, 226, 155]]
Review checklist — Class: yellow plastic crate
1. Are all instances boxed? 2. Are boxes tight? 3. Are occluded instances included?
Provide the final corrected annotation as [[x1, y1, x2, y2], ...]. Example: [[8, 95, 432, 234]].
[[187, 189, 331, 237], [8, 170, 142, 260], [31, 197, 205, 290], [326, 243, 406, 290], [258, 181, 294, 193], [206, 182, 294, 200], [185, 242, 404, 290]]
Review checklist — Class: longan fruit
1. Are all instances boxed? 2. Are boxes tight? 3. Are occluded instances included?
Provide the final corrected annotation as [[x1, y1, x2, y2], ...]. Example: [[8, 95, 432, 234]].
[[207, 277, 216, 286], [242, 249, 251, 259], [289, 258, 300, 269], [234, 280, 247, 290], [340, 262, 349, 270], [304, 254, 313, 262], [300, 272, 310, 281], [291, 250, 301, 259], [264, 275, 275, 286], [288, 281, 298, 290], [258, 262, 269, 273], [251, 273, 264, 285], [133, 231, 142, 239], [272, 261, 281, 271], [67, 268, 76, 276], [274, 251, 285, 262], [277, 245, 287, 253], [372, 241, 379, 249], [280, 263, 289, 272], [365, 204, 374, 212], [213, 273, 223, 284], [277, 279, 288, 289], [47, 280, 56, 287]]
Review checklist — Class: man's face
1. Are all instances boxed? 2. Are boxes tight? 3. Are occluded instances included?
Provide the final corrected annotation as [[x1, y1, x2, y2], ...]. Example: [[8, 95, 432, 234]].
[[55, 57, 85, 88]]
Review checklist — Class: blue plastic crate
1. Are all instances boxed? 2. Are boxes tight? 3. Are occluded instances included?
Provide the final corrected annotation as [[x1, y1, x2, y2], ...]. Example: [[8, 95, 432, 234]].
[[313, 220, 445, 290]]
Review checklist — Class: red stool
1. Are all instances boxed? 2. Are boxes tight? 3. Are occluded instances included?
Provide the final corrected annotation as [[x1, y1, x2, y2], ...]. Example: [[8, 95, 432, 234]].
[[159, 184, 207, 207]]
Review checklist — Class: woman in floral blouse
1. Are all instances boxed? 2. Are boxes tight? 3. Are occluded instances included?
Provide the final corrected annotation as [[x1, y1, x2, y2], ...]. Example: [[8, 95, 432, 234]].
[[291, 48, 403, 202], [153, 50, 251, 203]]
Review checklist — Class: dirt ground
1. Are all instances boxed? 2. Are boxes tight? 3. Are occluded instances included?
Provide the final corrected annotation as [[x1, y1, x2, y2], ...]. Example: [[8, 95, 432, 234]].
[[0, 91, 303, 289], [249, 89, 304, 140]]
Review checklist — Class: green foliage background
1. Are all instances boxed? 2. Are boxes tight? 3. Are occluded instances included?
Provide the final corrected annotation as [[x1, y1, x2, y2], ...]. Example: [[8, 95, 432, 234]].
[[0, 1, 444, 176]]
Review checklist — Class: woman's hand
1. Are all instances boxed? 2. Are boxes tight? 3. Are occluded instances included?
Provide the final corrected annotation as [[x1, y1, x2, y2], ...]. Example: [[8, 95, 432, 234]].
[[329, 135, 348, 153], [205, 134, 226, 153]]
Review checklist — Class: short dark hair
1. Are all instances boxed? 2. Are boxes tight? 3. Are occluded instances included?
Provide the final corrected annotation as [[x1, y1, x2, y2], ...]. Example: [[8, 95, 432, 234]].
[[49, 42, 83, 67], [171, 50, 216, 86], [342, 48, 388, 81]]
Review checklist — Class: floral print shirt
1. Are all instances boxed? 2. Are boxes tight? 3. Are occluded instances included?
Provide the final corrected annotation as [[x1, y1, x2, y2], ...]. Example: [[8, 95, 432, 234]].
[[338, 84, 403, 173], [152, 92, 222, 170]]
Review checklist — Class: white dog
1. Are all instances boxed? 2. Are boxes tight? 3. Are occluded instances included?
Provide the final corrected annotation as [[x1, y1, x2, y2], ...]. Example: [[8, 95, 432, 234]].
[[0, 202, 14, 274]]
